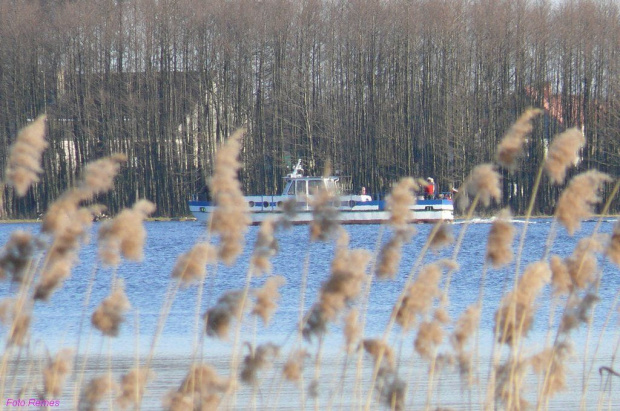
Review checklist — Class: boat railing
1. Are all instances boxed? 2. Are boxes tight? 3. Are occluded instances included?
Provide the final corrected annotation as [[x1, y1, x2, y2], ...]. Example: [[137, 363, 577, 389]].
[[337, 175, 353, 194]]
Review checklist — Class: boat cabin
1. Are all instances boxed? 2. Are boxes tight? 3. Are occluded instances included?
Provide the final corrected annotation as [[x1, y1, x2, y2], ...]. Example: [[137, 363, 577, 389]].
[[283, 177, 339, 197], [282, 159, 340, 197]]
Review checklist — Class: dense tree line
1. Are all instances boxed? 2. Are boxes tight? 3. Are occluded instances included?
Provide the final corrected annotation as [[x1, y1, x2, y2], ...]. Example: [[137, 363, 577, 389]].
[[0, 0, 619, 218]]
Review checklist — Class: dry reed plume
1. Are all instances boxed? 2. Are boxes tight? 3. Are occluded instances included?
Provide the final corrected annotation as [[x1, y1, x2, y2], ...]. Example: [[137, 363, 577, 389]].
[[240, 343, 280, 384], [309, 183, 340, 242], [81, 375, 120, 411], [79, 153, 128, 197], [209, 128, 251, 265], [171, 242, 217, 286], [344, 308, 361, 353], [486, 209, 515, 267], [279, 197, 298, 227], [282, 349, 308, 383], [378, 373, 405, 411], [606, 219, 620, 266], [204, 291, 244, 338], [395, 263, 442, 330], [166, 363, 228, 410], [117, 368, 154, 409], [550, 255, 572, 296], [303, 230, 371, 340], [530, 342, 572, 398], [251, 218, 278, 274], [42, 201, 98, 259], [458, 163, 502, 210], [91, 281, 131, 337], [43, 348, 73, 398], [429, 221, 454, 251], [33, 259, 71, 301], [0, 290, 30, 349], [7, 312, 31, 346], [414, 319, 444, 359], [376, 178, 418, 278], [363, 339, 395, 371], [565, 236, 604, 290], [363, 339, 405, 409], [376, 230, 412, 280], [545, 128, 586, 184], [40, 193, 84, 237], [97, 199, 156, 266], [385, 177, 418, 227], [495, 261, 551, 345], [555, 170, 611, 235], [5, 115, 48, 197], [560, 293, 600, 334], [35, 204, 100, 301], [251, 275, 285, 325], [40, 152, 126, 243], [0, 230, 38, 282], [0, 298, 15, 325], [451, 304, 481, 351], [495, 358, 529, 409], [163, 393, 195, 411], [33, 154, 128, 302], [451, 304, 481, 381], [496, 108, 543, 171]]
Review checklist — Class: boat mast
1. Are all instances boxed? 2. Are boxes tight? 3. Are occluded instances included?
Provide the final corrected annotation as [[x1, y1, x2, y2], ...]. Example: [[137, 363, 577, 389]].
[[287, 159, 304, 179]]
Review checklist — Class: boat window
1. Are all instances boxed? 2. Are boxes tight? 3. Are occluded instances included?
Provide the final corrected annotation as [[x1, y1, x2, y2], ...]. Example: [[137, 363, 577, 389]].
[[286, 181, 295, 196], [308, 180, 322, 194], [325, 179, 337, 191], [296, 180, 307, 196]]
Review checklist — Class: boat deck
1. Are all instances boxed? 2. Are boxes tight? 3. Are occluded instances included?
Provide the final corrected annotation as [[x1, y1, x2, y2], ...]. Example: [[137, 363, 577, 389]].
[[188, 197, 454, 225]]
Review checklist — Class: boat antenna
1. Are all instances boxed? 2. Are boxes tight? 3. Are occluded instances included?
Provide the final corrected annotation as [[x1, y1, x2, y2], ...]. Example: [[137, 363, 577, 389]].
[[288, 159, 303, 178]]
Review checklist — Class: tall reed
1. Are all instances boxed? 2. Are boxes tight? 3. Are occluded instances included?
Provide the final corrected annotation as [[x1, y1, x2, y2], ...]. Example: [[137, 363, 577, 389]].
[[0, 112, 618, 411]]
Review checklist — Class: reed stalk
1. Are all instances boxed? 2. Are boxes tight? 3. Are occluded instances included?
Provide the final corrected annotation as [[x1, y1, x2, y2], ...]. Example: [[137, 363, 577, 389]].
[[74, 264, 99, 365], [224, 264, 255, 408], [353, 224, 385, 406], [422, 195, 480, 408], [362, 224, 439, 411], [580, 284, 619, 409], [596, 333, 620, 411], [484, 162, 545, 409], [0, 254, 40, 402], [270, 248, 311, 411], [535, 180, 619, 410], [145, 277, 182, 369], [2, 119, 620, 411]]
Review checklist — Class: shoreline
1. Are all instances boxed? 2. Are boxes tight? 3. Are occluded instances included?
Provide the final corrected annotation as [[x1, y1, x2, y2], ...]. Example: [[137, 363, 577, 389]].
[[0, 216, 199, 224], [0, 214, 617, 224]]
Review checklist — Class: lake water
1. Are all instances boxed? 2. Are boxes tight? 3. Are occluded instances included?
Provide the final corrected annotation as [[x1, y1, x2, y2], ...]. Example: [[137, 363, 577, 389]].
[[1, 218, 619, 409]]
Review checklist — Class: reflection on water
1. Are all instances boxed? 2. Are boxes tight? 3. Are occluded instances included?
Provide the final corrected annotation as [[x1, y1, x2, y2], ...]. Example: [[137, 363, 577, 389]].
[[0, 219, 618, 409]]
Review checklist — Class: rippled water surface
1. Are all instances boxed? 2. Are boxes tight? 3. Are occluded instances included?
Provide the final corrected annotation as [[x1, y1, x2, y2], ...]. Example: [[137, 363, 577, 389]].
[[1, 218, 619, 409]]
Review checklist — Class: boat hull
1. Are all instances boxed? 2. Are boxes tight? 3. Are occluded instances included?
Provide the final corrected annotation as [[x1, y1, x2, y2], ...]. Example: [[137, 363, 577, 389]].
[[188, 197, 454, 225]]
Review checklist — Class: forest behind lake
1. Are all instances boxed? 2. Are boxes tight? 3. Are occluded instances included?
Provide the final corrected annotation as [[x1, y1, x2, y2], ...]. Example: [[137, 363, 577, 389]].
[[1, 0, 619, 218]]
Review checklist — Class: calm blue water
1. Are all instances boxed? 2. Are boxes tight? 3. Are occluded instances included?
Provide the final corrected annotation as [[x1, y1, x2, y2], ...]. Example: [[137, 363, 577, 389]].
[[0, 218, 619, 360]]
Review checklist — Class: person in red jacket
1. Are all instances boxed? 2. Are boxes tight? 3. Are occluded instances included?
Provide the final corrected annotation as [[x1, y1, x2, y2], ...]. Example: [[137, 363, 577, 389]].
[[424, 177, 435, 199]]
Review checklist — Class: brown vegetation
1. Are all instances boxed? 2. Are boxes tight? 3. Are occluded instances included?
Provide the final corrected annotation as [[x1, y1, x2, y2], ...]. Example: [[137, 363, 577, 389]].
[[0, 69, 618, 411]]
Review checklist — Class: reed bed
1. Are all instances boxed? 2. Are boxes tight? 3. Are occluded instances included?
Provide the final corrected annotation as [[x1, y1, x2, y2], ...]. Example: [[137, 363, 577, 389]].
[[0, 112, 619, 411]]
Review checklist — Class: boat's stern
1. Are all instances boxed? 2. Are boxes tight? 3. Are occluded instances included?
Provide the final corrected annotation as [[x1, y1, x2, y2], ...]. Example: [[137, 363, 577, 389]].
[[188, 200, 214, 222], [412, 199, 454, 222]]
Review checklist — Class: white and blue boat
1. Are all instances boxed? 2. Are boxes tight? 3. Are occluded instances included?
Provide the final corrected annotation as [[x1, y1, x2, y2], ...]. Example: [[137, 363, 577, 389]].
[[188, 160, 454, 225]]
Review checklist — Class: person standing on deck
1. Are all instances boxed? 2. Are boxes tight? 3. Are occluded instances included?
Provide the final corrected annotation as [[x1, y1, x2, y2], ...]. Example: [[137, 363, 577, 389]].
[[424, 177, 435, 200], [359, 186, 372, 202]]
